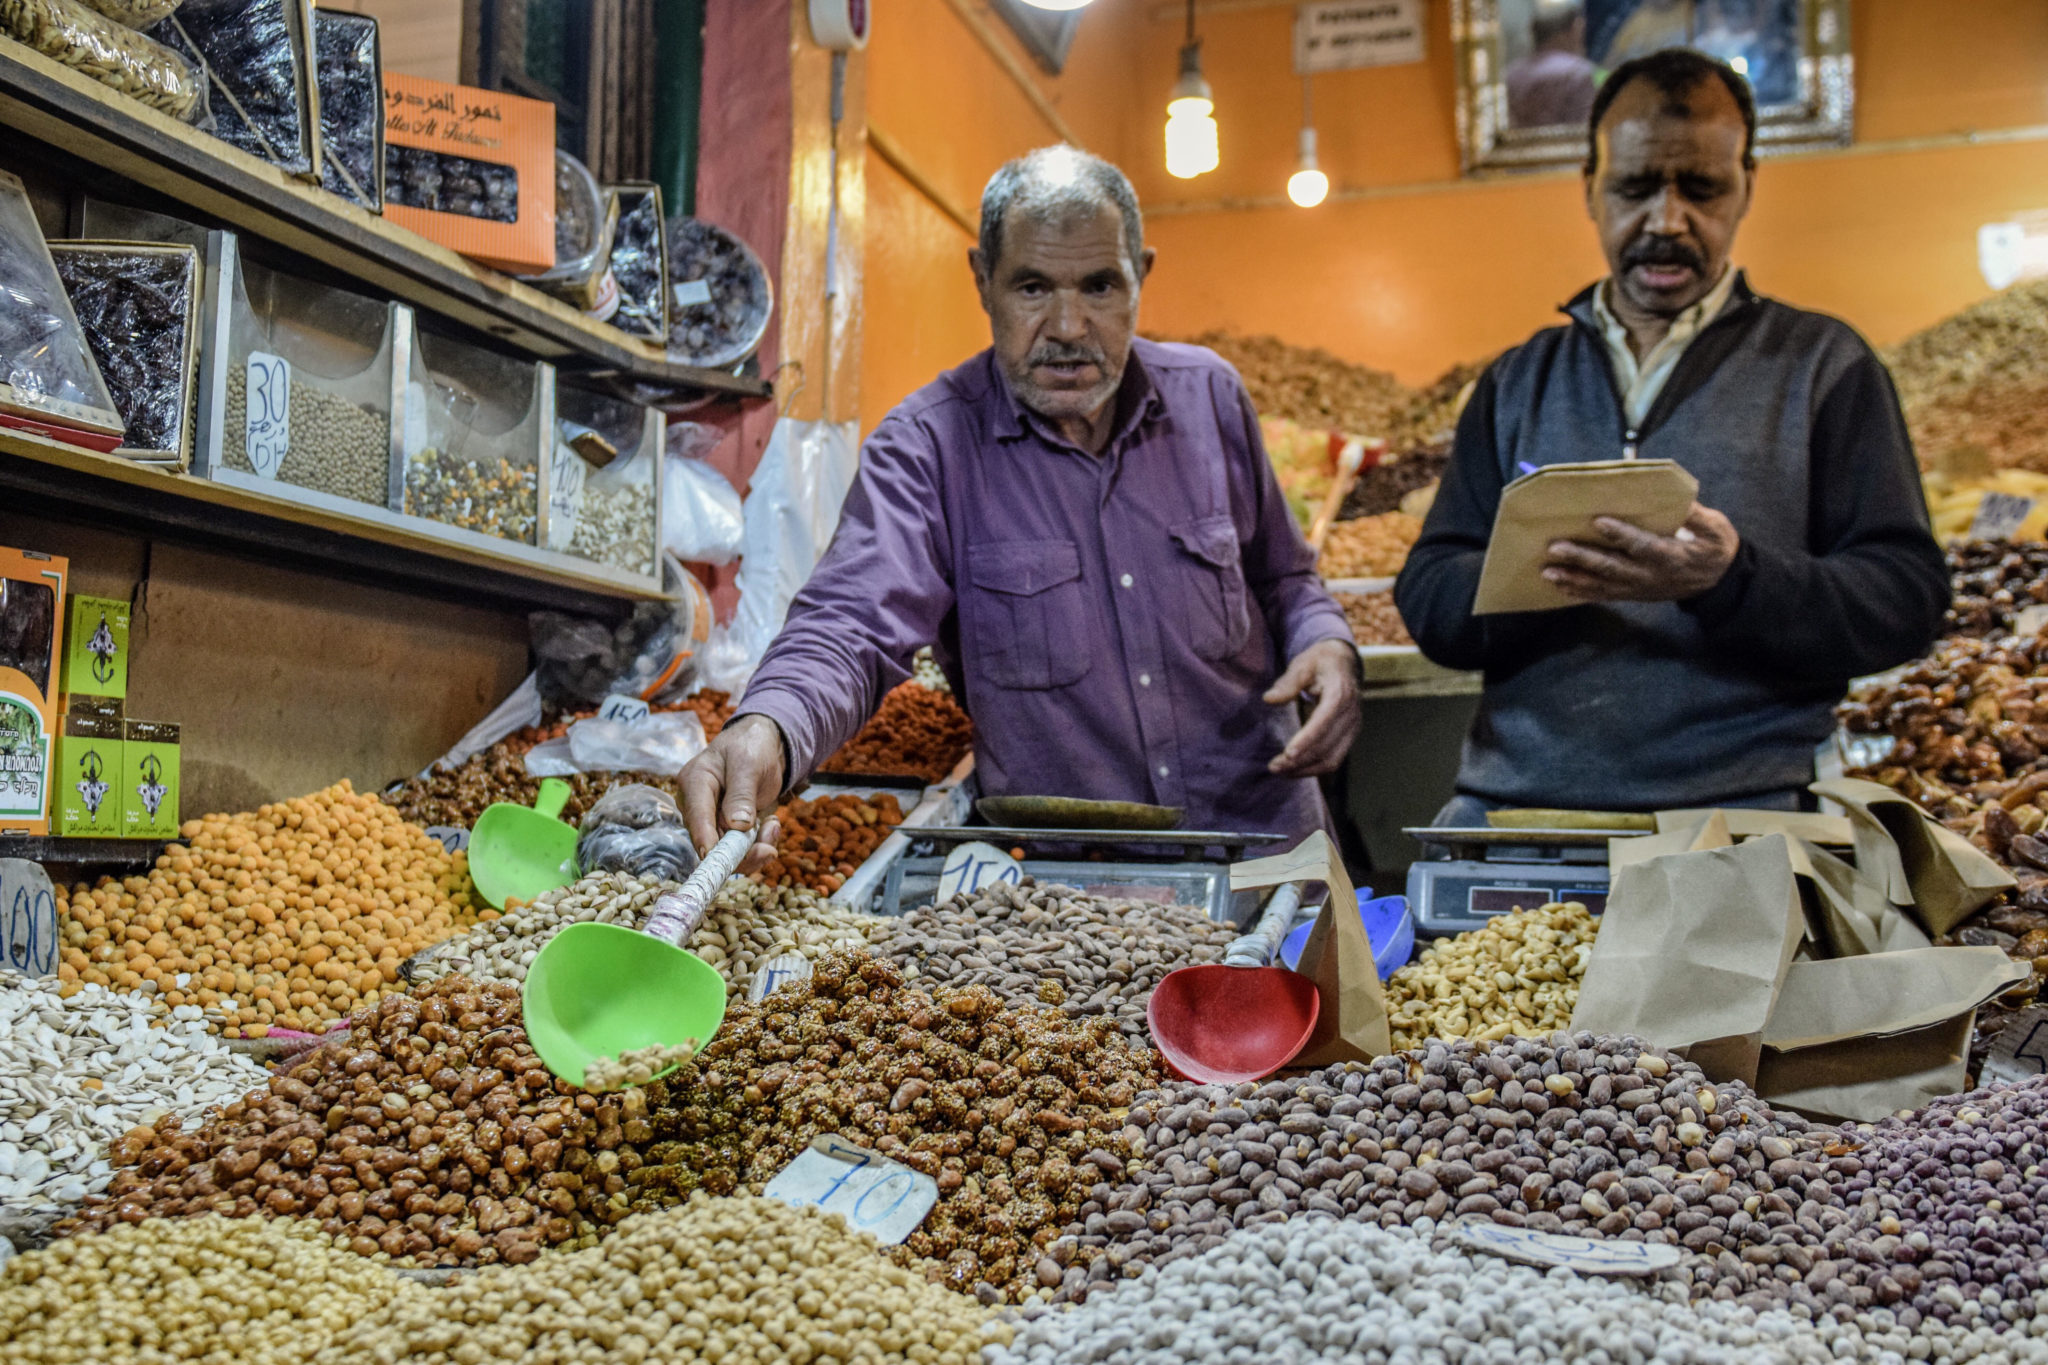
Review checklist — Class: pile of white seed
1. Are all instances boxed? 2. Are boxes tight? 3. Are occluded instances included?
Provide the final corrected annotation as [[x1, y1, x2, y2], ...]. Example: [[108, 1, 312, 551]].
[[0, 970, 270, 1214]]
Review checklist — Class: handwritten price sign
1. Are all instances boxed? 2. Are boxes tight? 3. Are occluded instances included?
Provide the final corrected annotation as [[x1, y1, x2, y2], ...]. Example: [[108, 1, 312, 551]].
[[763, 1135, 938, 1244], [1455, 1222, 1681, 1276], [0, 858, 58, 977], [938, 840, 1021, 901], [245, 351, 292, 480]]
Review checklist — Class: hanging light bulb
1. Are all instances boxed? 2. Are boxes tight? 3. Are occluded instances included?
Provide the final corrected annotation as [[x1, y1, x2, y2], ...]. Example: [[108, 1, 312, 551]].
[[1164, 0, 1218, 179], [1287, 78, 1327, 207], [1017, 0, 1093, 8]]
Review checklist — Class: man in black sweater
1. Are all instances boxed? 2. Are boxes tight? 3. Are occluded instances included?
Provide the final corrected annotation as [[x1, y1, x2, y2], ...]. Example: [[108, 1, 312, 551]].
[[1394, 49, 1948, 818]]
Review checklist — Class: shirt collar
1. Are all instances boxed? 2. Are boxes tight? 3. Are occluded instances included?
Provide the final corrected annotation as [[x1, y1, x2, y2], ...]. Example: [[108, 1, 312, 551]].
[[1590, 262, 1739, 355], [1567, 265, 1749, 335], [984, 342, 1166, 452]]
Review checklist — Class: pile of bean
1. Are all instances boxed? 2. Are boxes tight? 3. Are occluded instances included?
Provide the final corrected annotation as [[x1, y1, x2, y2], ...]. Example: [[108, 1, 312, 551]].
[[0, 971, 269, 1215], [1385, 901, 1599, 1049], [820, 680, 975, 782], [568, 481, 657, 575], [644, 950, 1159, 1300], [994, 1215, 1853, 1365], [753, 791, 905, 895], [330, 1195, 1005, 1365], [60, 977, 669, 1266], [0, 1214, 411, 1365], [57, 781, 477, 1035], [1886, 278, 2048, 474], [403, 449, 538, 543], [1319, 510, 1423, 579], [1336, 589, 1413, 646], [866, 878, 1239, 1044], [223, 368, 392, 505], [1049, 1033, 1860, 1311], [408, 871, 878, 1002], [1947, 540, 2048, 638]]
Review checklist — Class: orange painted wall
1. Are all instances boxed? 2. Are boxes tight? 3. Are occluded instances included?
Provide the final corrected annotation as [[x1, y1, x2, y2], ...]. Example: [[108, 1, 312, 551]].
[[859, 0, 1146, 431], [863, 0, 2048, 398]]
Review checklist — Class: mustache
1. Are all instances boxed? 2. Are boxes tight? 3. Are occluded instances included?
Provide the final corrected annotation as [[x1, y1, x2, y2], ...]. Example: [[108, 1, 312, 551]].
[[1028, 342, 1106, 368], [1622, 237, 1706, 273]]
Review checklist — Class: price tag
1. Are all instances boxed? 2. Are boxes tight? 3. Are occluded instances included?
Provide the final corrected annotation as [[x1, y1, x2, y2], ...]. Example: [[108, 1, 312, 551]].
[[1982, 1008, 2048, 1086], [1970, 492, 2036, 541], [749, 952, 813, 1003], [1453, 1223, 1681, 1276], [597, 695, 652, 726], [763, 1135, 938, 1244], [672, 278, 713, 308], [0, 858, 58, 977], [545, 440, 586, 552], [244, 351, 291, 479], [938, 840, 1021, 901], [424, 825, 470, 854]]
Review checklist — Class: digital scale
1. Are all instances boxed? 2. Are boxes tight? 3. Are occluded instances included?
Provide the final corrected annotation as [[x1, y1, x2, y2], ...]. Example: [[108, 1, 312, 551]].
[[1402, 827, 1628, 938]]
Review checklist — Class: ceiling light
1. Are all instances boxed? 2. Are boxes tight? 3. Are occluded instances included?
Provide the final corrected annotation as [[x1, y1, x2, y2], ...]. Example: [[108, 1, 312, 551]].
[[1164, 1, 1218, 179], [1288, 78, 1326, 206]]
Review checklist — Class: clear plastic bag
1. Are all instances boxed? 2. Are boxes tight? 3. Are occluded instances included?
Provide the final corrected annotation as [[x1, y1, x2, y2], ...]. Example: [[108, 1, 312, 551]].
[[575, 783, 700, 883], [1, 0, 207, 122], [524, 710, 706, 779], [531, 557, 711, 706], [0, 173, 124, 440], [76, 0, 181, 27], [313, 10, 381, 211], [661, 451, 743, 565], [49, 244, 199, 461], [605, 184, 667, 342], [154, 0, 314, 174]]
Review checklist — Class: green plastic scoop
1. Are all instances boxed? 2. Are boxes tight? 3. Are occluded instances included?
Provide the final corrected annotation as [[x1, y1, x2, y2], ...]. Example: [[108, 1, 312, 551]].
[[468, 778, 578, 910], [521, 827, 751, 1087]]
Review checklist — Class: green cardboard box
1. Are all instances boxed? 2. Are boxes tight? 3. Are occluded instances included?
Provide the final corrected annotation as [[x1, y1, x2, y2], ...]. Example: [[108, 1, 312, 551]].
[[121, 719, 180, 839], [63, 595, 129, 700], [54, 715, 122, 837]]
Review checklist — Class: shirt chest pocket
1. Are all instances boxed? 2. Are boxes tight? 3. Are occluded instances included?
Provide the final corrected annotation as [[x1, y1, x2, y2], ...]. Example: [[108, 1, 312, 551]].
[[965, 540, 1091, 691], [1170, 514, 1252, 660]]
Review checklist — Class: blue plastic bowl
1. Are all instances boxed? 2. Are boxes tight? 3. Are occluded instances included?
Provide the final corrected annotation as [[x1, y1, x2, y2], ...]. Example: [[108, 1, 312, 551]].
[[1282, 890, 1416, 980]]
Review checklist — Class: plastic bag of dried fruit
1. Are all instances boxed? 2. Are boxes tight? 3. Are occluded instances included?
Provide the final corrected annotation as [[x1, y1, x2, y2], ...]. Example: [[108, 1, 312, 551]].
[[575, 782, 699, 882]]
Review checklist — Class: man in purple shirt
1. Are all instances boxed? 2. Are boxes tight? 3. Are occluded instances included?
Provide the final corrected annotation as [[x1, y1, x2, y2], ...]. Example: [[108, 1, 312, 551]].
[[681, 147, 1360, 865]]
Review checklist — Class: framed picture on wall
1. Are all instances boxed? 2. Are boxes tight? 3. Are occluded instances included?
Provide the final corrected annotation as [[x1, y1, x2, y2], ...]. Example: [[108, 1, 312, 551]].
[[1451, 0, 1853, 174]]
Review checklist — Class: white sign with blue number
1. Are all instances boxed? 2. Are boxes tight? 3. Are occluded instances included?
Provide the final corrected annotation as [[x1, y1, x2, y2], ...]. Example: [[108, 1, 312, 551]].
[[749, 952, 813, 1003], [597, 695, 652, 726], [424, 825, 471, 854], [938, 840, 1021, 901], [244, 351, 291, 480], [762, 1134, 938, 1244], [0, 858, 58, 978], [1455, 1222, 1681, 1276]]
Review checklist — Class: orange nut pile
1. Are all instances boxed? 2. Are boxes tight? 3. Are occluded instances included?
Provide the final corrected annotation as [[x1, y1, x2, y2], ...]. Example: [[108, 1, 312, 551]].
[[57, 781, 479, 1036], [820, 681, 974, 783], [1318, 510, 1423, 579], [753, 791, 905, 896]]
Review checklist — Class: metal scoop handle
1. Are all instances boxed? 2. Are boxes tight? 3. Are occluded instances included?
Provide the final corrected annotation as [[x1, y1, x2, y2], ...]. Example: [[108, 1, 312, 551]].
[[643, 827, 754, 947], [1223, 883, 1303, 968]]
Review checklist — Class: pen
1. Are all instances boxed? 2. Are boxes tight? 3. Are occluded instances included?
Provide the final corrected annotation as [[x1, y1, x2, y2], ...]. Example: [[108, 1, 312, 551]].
[[1517, 461, 1538, 476]]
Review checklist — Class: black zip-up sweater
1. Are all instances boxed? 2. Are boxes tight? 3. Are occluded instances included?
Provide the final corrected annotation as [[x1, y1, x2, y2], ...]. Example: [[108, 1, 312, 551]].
[[1394, 273, 1949, 809]]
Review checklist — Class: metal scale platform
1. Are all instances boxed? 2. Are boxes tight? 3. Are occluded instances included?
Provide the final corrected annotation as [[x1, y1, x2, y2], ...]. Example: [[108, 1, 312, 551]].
[[1402, 826, 1626, 938], [879, 825, 1287, 923]]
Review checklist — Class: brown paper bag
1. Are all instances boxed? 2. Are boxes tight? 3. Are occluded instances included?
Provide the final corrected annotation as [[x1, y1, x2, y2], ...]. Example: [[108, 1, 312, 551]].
[[1756, 947, 2030, 1120], [1570, 834, 1805, 1084], [1231, 832, 1390, 1065], [1608, 809, 1732, 872], [1810, 778, 2014, 934], [1654, 808, 1852, 845], [1472, 459, 1698, 615], [1784, 837, 1931, 959]]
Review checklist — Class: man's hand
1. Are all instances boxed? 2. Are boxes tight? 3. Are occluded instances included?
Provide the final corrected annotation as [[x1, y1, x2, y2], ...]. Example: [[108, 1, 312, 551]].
[[680, 714, 787, 873], [1264, 638, 1362, 777], [1542, 501, 1740, 603]]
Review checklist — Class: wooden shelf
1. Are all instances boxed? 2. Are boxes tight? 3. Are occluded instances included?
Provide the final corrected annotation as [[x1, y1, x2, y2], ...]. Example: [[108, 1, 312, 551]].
[[0, 43, 769, 400], [1357, 646, 1483, 698], [2, 426, 670, 613]]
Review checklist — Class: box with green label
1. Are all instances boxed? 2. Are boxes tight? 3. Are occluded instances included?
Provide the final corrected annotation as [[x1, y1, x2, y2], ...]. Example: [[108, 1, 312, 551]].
[[62, 594, 130, 700], [54, 715, 122, 837], [0, 546, 66, 836], [121, 719, 181, 839]]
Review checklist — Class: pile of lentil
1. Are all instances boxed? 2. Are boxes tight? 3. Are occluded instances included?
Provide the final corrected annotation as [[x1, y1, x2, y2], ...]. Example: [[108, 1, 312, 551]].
[[408, 871, 879, 1001], [642, 950, 1159, 1301], [819, 680, 975, 783], [865, 877, 1241, 1044], [331, 1195, 1006, 1365], [55, 781, 478, 1035], [59, 977, 667, 1266], [1385, 901, 1599, 1049], [0, 971, 270, 1215]]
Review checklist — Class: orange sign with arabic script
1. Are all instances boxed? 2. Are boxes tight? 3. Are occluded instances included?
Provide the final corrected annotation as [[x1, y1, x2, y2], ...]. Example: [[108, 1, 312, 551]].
[[381, 73, 556, 275]]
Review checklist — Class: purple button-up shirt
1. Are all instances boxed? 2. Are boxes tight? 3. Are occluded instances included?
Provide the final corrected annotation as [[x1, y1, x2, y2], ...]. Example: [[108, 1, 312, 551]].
[[736, 339, 1355, 841]]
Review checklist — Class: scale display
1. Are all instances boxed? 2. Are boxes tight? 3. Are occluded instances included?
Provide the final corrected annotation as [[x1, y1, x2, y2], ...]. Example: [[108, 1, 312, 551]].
[[1407, 859, 1611, 937], [1469, 885, 1608, 917]]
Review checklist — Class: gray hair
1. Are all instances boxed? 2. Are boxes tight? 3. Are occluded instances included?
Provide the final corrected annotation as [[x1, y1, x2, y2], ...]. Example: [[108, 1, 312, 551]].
[[976, 146, 1145, 277]]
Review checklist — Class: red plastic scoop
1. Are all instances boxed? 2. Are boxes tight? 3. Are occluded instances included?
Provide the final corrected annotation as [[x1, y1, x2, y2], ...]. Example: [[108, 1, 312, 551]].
[[1147, 885, 1320, 1084]]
